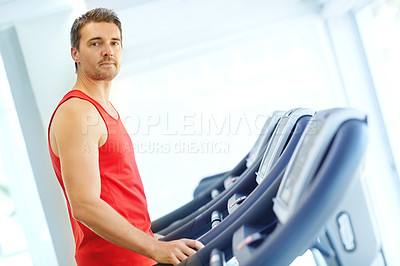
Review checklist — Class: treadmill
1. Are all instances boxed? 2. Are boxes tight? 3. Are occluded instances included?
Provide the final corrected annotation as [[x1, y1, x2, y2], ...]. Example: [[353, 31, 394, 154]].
[[151, 110, 284, 233], [231, 108, 383, 266], [159, 108, 314, 241], [175, 108, 382, 266]]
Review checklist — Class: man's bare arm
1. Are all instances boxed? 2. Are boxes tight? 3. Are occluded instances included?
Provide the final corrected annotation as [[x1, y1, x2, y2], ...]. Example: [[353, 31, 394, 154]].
[[50, 98, 203, 264]]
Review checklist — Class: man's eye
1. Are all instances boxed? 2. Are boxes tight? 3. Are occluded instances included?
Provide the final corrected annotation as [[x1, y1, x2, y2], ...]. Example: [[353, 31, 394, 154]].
[[111, 42, 119, 46], [91, 42, 99, 46]]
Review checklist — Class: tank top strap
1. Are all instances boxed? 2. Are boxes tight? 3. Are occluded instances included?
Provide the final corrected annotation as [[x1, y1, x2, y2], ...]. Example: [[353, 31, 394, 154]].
[[63, 90, 116, 118], [48, 90, 119, 139]]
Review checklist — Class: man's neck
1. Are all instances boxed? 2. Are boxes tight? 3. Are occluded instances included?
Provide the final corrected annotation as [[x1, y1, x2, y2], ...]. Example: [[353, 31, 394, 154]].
[[73, 74, 112, 105]]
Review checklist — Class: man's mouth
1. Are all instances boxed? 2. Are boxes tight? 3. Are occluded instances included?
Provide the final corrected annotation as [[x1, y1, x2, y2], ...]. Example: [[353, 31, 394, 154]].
[[99, 61, 115, 66]]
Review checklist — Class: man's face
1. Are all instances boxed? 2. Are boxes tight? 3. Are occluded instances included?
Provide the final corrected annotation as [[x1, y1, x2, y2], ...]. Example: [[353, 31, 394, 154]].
[[73, 22, 122, 81]]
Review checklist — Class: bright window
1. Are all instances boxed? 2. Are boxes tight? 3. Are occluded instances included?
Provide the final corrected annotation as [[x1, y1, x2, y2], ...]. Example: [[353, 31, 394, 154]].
[[355, 0, 400, 175]]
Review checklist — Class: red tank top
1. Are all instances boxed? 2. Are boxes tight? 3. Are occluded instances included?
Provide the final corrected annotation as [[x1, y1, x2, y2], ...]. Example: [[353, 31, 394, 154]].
[[48, 90, 156, 265]]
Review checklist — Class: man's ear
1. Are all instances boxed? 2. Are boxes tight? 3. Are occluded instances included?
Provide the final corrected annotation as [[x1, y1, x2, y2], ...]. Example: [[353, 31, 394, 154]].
[[71, 47, 80, 63]]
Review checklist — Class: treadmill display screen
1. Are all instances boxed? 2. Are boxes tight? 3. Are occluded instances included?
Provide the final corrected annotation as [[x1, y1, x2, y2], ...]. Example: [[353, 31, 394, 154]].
[[278, 119, 323, 206], [258, 135, 279, 179], [256, 117, 289, 183], [248, 118, 271, 163], [248, 113, 283, 168]]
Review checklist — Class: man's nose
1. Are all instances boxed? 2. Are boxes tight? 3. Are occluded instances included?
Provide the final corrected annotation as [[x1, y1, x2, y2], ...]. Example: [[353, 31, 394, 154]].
[[102, 44, 114, 57]]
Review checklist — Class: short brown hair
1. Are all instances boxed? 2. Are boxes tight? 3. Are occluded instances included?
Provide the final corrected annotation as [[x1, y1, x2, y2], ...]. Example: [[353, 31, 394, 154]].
[[70, 8, 122, 70]]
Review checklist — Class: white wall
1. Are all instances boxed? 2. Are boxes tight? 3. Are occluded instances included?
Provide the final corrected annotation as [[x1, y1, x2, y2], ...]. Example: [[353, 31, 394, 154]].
[[14, 7, 83, 133]]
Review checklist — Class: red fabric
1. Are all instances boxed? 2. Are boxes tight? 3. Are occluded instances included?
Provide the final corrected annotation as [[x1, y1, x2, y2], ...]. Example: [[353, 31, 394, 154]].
[[48, 90, 156, 266]]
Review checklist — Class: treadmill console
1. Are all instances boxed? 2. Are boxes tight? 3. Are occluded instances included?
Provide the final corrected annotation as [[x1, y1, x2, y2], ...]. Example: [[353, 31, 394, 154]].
[[273, 109, 367, 224], [255, 108, 314, 184], [246, 111, 284, 168]]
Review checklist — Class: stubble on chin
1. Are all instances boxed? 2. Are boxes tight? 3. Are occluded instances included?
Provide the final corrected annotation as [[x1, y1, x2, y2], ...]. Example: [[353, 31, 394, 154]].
[[93, 65, 119, 81]]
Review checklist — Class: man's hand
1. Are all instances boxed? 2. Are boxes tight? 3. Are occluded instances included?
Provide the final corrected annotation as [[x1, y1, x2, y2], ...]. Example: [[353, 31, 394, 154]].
[[152, 238, 205, 265]]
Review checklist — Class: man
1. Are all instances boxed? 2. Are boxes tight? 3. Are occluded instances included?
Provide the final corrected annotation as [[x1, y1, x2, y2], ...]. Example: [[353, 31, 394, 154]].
[[48, 8, 204, 265]]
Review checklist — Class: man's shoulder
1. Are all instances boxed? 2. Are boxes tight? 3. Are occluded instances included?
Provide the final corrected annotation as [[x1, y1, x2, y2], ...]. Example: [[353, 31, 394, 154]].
[[51, 96, 102, 132], [56, 97, 99, 119]]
